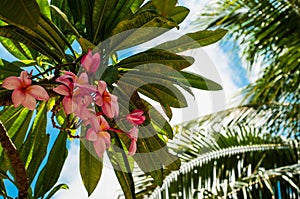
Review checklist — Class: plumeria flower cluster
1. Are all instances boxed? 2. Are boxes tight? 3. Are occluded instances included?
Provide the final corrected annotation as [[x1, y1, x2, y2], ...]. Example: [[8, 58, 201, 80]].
[[1, 50, 146, 158], [52, 50, 146, 157]]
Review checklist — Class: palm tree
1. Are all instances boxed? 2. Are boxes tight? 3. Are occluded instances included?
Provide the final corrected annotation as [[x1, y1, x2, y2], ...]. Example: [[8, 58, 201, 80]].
[[128, 0, 300, 198]]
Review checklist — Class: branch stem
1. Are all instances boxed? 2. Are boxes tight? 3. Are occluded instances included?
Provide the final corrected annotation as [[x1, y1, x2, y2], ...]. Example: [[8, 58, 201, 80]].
[[0, 121, 29, 199]]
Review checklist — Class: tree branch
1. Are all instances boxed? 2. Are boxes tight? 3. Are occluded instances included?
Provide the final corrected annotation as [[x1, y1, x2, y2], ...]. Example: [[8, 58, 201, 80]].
[[0, 121, 29, 199]]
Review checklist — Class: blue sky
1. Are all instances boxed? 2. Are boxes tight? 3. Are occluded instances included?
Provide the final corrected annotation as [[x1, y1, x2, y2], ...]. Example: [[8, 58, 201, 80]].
[[0, 0, 250, 198]]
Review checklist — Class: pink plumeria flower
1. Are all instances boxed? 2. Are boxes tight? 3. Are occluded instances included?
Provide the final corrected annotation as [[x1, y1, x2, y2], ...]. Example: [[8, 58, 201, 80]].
[[86, 115, 111, 158], [127, 126, 139, 156], [2, 71, 49, 110], [81, 49, 100, 74], [53, 72, 95, 115], [126, 109, 146, 126], [95, 81, 119, 118], [53, 73, 76, 115]]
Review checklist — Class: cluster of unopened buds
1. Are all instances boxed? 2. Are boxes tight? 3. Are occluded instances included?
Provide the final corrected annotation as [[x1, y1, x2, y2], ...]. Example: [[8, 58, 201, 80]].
[[2, 50, 146, 157]]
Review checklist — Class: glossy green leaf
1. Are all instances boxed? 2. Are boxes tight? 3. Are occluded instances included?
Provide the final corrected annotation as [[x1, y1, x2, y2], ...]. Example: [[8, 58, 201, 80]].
[[170, 6, 190, 25], [154, 29, 228, 53], [45, 184, 69, 199], [152, 0, 177, 17], [0, 59, 23, 82], [108, 133, 135, 199], [36, 0, 51, 19], [26, 134, 49, 185], [92, 0, 113, 43], [116, 49, 194, 70], [178, 71, 222, 90], [0, 0, 40, 28], [19, 103, 47, 169], [109, 12, 176, 52], [0, 169, 9, 179], [0, 25, 61, 61], [80, 140, 103, 196], [34, 132, 68, 198]]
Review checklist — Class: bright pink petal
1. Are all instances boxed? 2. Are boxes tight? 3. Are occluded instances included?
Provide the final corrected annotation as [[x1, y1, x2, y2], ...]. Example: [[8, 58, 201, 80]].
[[128, 126, 139, 141], [102, 99, 119, 118], [2, 76, 22, 90], [100, 131, 111, 147], [53, 85, 70, 96], [99, 116, 110, 130], [95, 94, 103, 107], [63, 96, 75, 115], [81, 50, 93, 72], [26, 85, 49, 101], [97, 81, 107, 95], [94, 139, 106, 158], [86, 128, 98, 141], [22, 93, 36, 110], [88, 114, 100, 132], [20, 71, 32, 87], [11, 89, 25, 107], [128, 141, 137, 156], [90, 52, 100, 73], [77, 72, 89, 85], [126, 110, 145, 125]]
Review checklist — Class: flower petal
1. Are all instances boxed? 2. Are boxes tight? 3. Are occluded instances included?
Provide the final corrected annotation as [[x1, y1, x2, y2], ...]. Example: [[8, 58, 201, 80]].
[[2, 76, 22, 90], [12, 89, 25, 107], [26, 85, 49, 101], [99, 116, 110, 130], [128, 140, 137, 156], [94, 139, 106, 158], [86, 128, 98, 141], [90, 52, 100, 73], [97, 81, 107, 95], [22, 93, 36, 110], [99, 131, 111, 148], [20, 71, 32, 87], [63, 96, 76, 115], [53, 85, 70, 96], [128, 126, 139, 141]]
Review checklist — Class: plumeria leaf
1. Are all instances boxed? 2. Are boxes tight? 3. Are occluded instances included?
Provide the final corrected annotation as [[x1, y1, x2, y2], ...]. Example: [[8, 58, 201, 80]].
[[19, 103, 47, 169], [80, 139, 103, 196], [108, 133, 135, 199], [34, 131, 68, 198], [36, 0, 51, 19], [0, 0, 40, 28], [154, 29, 228, 53], [45, 184, 69, 199], [116, 49, 194, 71], [26, 134, 49, 185], [0, 60, 23, 83]]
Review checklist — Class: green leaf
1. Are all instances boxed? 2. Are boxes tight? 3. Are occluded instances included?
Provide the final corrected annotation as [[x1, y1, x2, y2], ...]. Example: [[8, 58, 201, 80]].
[[170, 6, 190, 25], [152, 0, 177, 17], [80, 139, 103, 196], [108, 133, 135, 199], [116, 49, 194, 71], [0, 168, 9, 179], [36, 0, 51, 19], [34, 131, 68, 198], [0, 59, 23, 83], [0, 25, 61, 61], [0, 0, 40, 28], [45, 184, 69, 199], [26, 134, 49, 185], [109, 12, 176, 52], [178, 71, 222, 90], [19, 103, 47, 169], [154, 29, 228, 53]]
